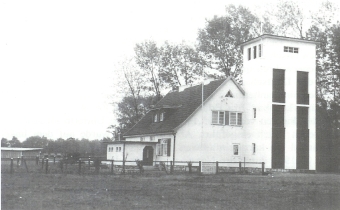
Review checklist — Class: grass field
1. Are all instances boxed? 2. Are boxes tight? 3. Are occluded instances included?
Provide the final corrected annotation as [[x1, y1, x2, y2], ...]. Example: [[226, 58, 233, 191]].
[[2, 172, 340, 210]]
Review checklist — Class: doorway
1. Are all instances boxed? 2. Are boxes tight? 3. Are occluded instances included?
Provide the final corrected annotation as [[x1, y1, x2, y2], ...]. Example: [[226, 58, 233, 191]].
[[143, 146, 154, 166]]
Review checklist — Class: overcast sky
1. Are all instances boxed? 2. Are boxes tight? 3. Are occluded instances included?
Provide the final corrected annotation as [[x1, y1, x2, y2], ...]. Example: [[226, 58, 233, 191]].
[[0, 0, 337, 141]]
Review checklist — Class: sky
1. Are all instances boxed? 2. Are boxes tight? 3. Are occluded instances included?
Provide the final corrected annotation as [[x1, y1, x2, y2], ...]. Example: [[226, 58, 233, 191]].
[[0, 0, 337, 141]]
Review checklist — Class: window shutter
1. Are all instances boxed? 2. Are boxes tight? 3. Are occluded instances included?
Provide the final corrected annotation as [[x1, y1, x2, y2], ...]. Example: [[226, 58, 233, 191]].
[[167, 139, 171, 156], [225, 111, 229, 125]]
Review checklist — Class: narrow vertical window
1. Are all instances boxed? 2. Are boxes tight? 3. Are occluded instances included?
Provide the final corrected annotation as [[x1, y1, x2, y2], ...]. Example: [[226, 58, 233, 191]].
[[233, 144, 239, 155], [253, 108, 256, 118], [259, 44, 262, 57], [253, 46, 257, 59], [272, 69, 285, 103], [297, 71, 309, 104], [160, 112, 164, 121], [248, 48, 251, 60], [218, 112, 225, 125], [252, 143, 256, 154], [212, 111, 218, 124], [154, 114, 158, 122], [237, 113, 242, 125]]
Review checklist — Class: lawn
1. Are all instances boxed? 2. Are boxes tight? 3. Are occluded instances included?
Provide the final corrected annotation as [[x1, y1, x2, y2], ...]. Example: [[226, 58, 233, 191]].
[[1, 172, 340, 210]]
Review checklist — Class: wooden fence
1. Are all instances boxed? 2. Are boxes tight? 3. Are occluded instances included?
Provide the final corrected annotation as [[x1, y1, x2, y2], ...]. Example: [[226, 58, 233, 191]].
[[1, 157, 266, 176]]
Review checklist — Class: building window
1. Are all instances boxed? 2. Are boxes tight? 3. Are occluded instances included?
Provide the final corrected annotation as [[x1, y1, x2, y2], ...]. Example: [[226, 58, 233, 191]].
[[252, 143, 256, 154], [157, 139, 171, 156], [248, 48, 251, 60], [284, 46, 298, 53], [229, 112, 242, 126], [233, 144, 239, 155], [253, 108, 256, 118], [150, 136, 155, 141], [212, 111, 242, 126], [297, 71, 309, 104], [253, 46, 257, 59], [160, 112, 164, 121], [140, 137, 145, 141], [272, 69, 285, 103], [212, 111, 224, 125], [225, 90, 233, 98], [259, 44, 262, 57], [154, 114, 158, 122], [116, 147, 121, 152]]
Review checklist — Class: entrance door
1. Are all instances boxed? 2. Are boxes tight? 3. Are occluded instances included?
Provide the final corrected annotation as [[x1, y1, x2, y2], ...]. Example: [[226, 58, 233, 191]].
[[143, 146, 153, 166]]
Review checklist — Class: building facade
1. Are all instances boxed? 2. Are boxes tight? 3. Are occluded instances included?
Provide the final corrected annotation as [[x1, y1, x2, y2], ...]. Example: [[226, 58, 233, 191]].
[[106, 35, 317, 170]]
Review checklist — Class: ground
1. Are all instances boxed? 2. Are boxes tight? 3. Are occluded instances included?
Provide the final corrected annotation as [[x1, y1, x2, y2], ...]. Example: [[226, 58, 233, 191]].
[[1, 172, 340, 210]]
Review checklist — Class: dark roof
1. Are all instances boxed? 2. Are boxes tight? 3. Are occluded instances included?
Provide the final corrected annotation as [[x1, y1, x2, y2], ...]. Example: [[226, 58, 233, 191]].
[[124, 79, 231, 137]]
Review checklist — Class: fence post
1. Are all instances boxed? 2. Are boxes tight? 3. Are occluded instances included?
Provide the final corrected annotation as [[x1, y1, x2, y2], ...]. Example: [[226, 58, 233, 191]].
[[188, 162, 192, 174], [36, 156, 39, 165], [239, 162, 242, 174], [60, 160, 63, 173], [21, 155, 24, 167], [111, 160, 114, 174], [41, 158, 44, 169], [78, 158, 81, 175], [24, 159, 29, 173], [262, 162, 265, 175], [54, 156, 56, 165], [88, 156, 91, 169], [17, 157, 20, 167], [170, 161, 174, 174], [45, 158, 49, 174], [123, 158, 125, 175], [216, 161, 219, 174], [10, 158, 13, 174], [199, 161, 201, 173]]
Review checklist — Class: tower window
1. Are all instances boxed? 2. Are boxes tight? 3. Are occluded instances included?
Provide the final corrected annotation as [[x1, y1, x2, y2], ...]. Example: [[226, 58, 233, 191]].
[[253, 46, 257, 59], [284, 46, 298, 53], [252, 143, 256, 154], [253, 108, 256, 118], [259, 44, 262, 57], [248, 48, 251, 60]]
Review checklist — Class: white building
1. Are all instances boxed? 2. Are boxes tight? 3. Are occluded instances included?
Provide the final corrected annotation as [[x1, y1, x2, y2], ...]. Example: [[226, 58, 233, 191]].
[[107, 35, 318, 170]]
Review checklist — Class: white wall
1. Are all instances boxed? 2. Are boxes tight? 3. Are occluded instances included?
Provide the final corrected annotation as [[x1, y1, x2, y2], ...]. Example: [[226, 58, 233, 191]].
[[175, 79, 245, 162], [242, 36, 316, 169]]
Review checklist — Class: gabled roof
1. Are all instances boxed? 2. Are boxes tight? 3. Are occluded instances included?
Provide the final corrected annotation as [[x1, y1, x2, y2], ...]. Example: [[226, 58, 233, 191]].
[[124, 77, 244, 137]]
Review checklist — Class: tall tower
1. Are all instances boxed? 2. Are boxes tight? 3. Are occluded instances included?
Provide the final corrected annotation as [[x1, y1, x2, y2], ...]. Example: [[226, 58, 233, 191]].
[[241, 35, 317, 170]]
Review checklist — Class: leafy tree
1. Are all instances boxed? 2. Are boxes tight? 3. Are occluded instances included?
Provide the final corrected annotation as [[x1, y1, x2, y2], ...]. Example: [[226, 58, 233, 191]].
[[159, 42, 203, 89], [8, 136, 22, 147], [1, 138, 9, 147], [134, 41, 163, 101], [115, 95, 157, 134], [272, 0, 305, 38], [197, 4, 271, 82], [22, 136, 49, 149]]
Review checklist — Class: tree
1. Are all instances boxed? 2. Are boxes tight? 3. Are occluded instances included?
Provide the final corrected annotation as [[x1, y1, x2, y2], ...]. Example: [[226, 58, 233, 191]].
[[159, 42, 203, 89], [273, 0, 305, 38], [8, 136, 22, 147], [134, 41, 163, 101], [115, 95, 156, 134], [22, 136, 49, 149], [1, 138, 9, 147], [197, 4, 270, 82]]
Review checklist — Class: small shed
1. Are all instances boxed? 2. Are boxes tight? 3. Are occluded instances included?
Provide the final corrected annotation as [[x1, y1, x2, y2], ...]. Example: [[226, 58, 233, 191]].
[[1, 147, 43, 159]]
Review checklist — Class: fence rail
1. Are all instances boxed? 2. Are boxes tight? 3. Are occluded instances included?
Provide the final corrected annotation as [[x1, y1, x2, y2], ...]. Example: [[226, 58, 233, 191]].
[[1, 157, 266, 176]]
